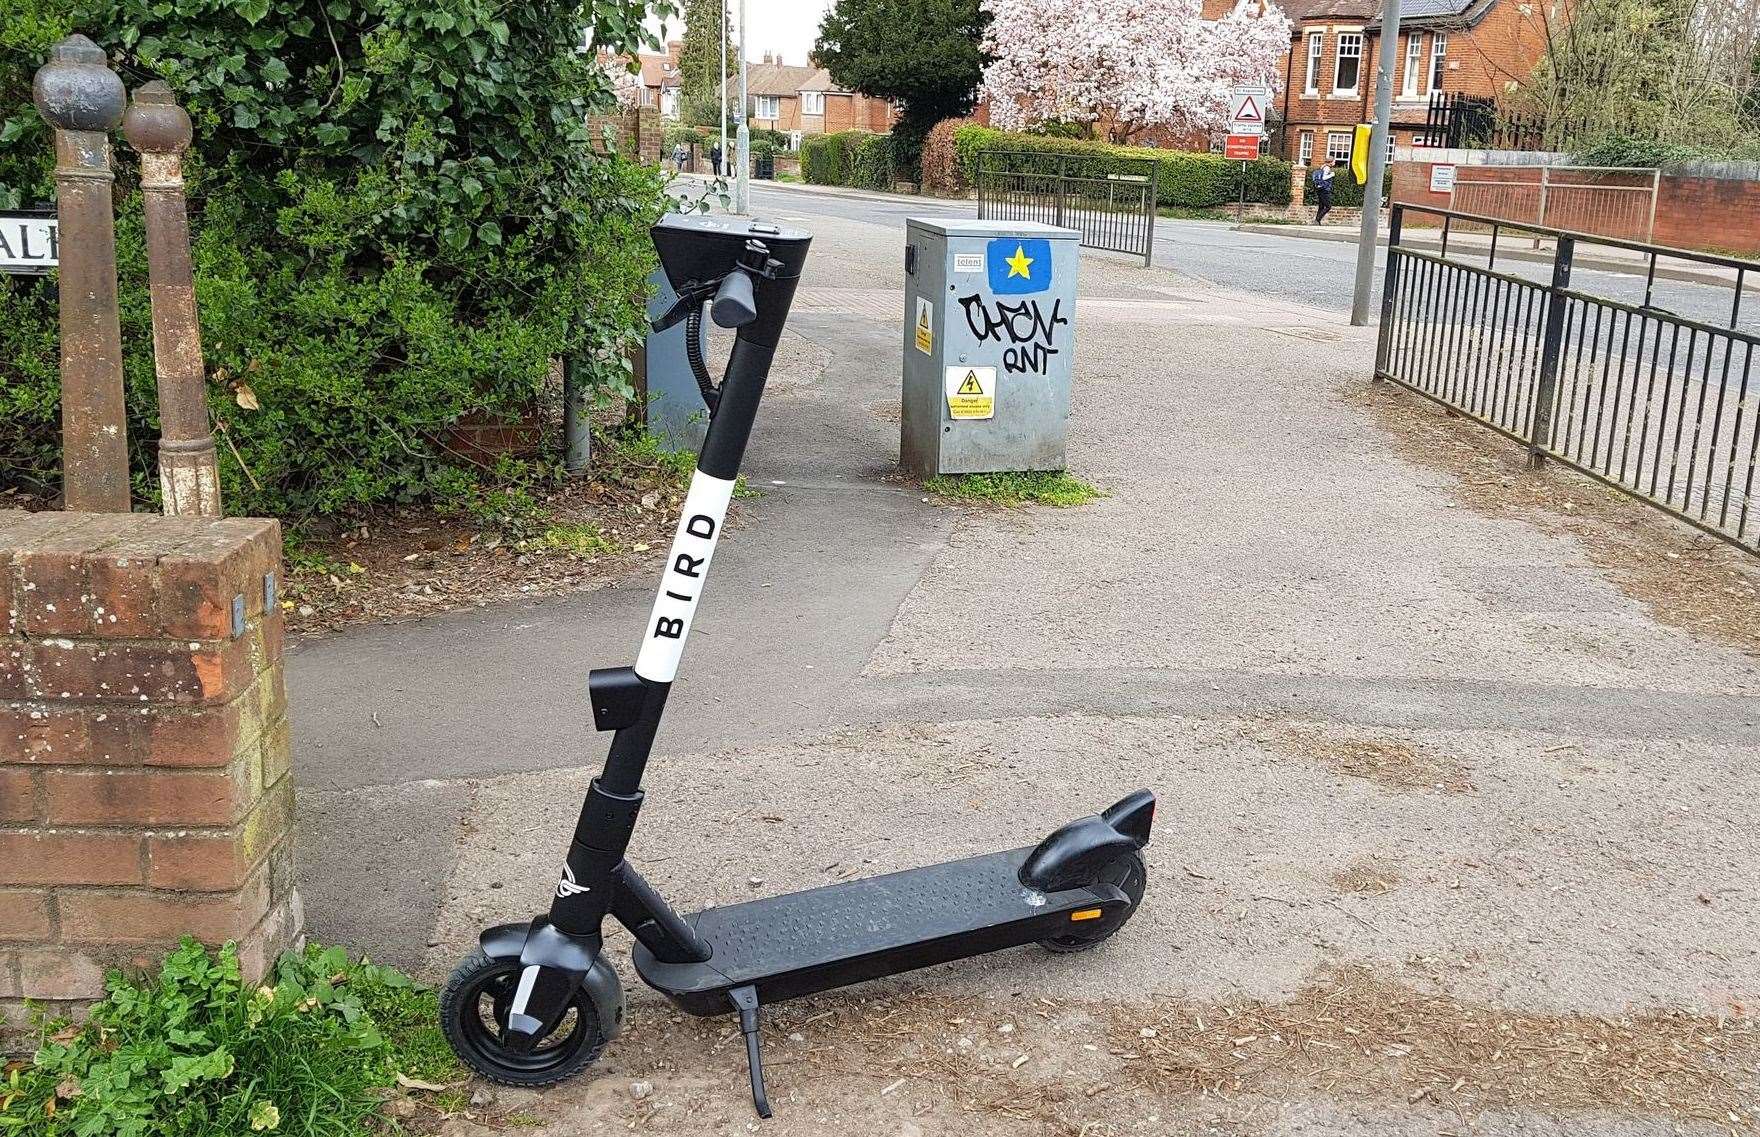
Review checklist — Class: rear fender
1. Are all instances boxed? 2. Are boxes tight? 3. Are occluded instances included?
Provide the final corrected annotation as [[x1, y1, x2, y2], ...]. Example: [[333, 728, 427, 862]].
[[1018, 790, 1156, 893]]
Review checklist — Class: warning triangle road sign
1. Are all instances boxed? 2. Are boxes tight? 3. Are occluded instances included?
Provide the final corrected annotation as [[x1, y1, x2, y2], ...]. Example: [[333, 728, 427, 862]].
[[1233, 95, 1263, 123], [957, 371, 984, 395]]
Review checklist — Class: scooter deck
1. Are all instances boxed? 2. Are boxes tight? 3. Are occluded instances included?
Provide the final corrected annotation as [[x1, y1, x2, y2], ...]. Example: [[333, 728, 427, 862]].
[[631, 846, 1127, 1015]]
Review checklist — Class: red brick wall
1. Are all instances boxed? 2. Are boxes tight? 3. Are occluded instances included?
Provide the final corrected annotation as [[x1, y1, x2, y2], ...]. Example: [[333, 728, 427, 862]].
[[1392, 158, 1760, 254], [1, 511, 299, 1050]]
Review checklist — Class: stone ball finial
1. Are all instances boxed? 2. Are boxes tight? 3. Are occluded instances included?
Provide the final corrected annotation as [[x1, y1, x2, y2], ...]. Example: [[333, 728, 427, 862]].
[[122, 81, 193, 154], [32, 33, 126, 132]]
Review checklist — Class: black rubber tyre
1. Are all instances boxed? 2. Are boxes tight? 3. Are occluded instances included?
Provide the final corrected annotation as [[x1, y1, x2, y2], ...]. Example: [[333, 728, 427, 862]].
[[1037, 851, 1148, 953], [440, 950, 608, 1087]]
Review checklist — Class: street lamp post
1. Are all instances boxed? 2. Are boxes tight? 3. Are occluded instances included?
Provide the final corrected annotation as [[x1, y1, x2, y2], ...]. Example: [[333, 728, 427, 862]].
[[735, 0, 749, 213], [718, 0, 728, 177], [1351, 0, 1401, 327]]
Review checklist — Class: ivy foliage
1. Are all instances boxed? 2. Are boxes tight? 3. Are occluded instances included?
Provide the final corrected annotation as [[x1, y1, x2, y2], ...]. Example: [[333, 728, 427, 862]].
[[0, 0, 679, 519]]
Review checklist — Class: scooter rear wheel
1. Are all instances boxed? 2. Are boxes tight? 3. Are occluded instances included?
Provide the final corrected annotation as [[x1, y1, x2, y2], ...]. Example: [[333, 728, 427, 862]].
[[1037, 851, 1148, 953], [441, 950, 608, 1086]]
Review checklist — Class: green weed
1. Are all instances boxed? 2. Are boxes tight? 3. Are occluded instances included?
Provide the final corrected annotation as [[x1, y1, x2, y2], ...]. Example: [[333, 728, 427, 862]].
[[923, 470, 1103, 508], [0, 939, 460, 1137], [541, 521, 617, 556]]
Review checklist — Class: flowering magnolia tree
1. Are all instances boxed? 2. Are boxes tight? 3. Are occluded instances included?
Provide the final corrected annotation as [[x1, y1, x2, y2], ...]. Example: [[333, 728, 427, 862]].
[[980, 0, 1291, 142]]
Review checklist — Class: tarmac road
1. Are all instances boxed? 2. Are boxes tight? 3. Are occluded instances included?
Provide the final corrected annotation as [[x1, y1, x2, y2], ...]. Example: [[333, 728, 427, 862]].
[[744, 181, 1759, 333]]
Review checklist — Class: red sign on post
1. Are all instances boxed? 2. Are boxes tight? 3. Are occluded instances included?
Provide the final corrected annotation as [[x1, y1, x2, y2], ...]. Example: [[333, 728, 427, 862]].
[[1224, 134, 1260, 161]]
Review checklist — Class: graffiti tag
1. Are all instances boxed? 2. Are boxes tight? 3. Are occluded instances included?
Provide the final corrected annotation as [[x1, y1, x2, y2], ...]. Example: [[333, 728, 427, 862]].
[[958, 294, 1068, 376]]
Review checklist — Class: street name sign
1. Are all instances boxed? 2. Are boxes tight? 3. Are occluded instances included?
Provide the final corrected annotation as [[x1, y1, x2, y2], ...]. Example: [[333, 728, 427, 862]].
[[0, 211, 57, 274]]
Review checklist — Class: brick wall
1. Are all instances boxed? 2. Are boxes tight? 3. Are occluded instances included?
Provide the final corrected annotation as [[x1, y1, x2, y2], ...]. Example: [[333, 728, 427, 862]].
[[587, 106, 662, 166], [1392, 157, 1760, 255], [1, 511, 299, 1050]]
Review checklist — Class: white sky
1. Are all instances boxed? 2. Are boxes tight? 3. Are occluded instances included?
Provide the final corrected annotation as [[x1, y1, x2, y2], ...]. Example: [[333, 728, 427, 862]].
[[648, 0, 835, 66]]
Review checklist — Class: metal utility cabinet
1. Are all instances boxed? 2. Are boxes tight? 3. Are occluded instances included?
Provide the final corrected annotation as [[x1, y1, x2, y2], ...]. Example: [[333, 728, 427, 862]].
[[901, 219, 1080, 478]]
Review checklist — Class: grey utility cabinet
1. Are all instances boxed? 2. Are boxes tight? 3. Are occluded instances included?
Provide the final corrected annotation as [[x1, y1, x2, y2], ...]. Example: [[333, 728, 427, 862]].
[[900, 218, 1080, 478]]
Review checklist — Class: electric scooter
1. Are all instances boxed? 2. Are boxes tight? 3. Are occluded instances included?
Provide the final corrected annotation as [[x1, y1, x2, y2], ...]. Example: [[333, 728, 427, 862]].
[[440, 213, 1156, 1117]]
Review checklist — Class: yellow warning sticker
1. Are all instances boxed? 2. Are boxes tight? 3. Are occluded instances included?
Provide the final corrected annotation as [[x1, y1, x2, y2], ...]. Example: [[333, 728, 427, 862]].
[[914, 296, 933, 354], [945, 366, 996, 420]]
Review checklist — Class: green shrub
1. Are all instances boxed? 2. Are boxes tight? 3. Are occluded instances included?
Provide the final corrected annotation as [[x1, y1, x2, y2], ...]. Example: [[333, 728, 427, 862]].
[[800, 131, 894, 189], [0, 939, 453, 1137], [664, 123, 711, 149], [848, 133, 897, 189], [950, 125, 1292, 208], [1300, 166, 1393, 207], [801, 131, 858, 184], [0, 0, 676, 519]]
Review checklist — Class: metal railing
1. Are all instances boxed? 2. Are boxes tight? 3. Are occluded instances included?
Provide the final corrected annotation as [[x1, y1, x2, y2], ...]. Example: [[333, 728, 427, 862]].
[[975, 150, 1159, 267], [1375, 203, 1760, 554], [1449, 165, 1660, 243]]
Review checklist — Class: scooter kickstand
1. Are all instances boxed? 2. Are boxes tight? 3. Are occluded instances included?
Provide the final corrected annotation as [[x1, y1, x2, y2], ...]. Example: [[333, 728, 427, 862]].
[[728, 984, 771, 1118]]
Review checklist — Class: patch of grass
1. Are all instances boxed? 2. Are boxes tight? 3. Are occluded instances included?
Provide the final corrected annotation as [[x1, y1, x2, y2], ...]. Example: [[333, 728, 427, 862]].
[[0, 939, 461, 1137], [923, 470, 1103, 508], [604, 429, 760, 501], [540, 521, 618, 556]]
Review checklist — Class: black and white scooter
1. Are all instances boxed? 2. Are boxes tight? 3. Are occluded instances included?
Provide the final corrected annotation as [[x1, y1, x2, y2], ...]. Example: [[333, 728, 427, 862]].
[[440, 213, 1156, 1117]]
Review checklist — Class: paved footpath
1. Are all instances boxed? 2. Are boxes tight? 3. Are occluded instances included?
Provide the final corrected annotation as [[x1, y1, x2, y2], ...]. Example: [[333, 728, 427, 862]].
[[290, 197, 1759, 1135]]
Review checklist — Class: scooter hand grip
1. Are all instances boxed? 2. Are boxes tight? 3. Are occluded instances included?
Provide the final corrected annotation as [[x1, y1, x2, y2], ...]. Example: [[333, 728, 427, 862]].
[[710, 270, 757, 329]]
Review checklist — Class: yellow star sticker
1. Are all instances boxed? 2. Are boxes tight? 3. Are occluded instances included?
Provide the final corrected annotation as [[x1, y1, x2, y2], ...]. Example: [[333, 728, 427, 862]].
[[1004, 244, 1033, 280]]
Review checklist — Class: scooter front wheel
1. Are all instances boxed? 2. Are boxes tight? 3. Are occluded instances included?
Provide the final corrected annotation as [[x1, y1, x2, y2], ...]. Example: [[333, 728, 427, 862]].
[[1037, 851, 1148, 953], [440, 950, 608, 1086]]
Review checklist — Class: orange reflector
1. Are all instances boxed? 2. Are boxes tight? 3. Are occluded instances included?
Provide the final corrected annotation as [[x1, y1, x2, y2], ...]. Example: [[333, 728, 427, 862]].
[[1069, 908, 1104, 922]]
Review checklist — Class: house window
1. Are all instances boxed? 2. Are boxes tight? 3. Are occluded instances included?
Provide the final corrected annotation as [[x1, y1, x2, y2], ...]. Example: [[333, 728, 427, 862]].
[[755, 95, 780, 119], [1326, 131, 1352, 164], [1299, 131, 1313, 165], [800, 90, 824, 115], [1403, 33, 1424, 97], [1430, 33, 1448, 91], [1303, 31, 1323, 94], [1334, 32, 1363, 93]]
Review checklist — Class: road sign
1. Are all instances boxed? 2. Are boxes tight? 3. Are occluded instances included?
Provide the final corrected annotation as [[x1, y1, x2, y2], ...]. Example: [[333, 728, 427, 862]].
[[1224, 134, 1260, 161], [1229, 86, 1270, 136], [0, 211, 57, 274]]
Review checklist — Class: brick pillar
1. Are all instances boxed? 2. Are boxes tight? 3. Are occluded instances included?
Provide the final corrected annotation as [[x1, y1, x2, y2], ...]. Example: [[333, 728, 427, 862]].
[[1290, 165, 1309, 221], [636, 106, 661, 166], [0, 511, 299, 1049]]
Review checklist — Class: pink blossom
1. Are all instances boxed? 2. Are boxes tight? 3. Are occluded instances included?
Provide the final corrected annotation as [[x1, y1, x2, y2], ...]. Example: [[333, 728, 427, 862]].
[[981, 0, 1292, 141]]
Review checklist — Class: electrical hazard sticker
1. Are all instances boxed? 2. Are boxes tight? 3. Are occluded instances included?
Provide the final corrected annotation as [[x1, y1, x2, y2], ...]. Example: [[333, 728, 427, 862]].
[[945, 366, 996, 420], [914, 295, 933, 354]]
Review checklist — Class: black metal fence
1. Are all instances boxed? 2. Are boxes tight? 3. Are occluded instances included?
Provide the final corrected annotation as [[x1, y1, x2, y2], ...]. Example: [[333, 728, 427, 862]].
[[975, 150, 1158, 267], [1421, 92, 1543, 151], [1375, 204, 1760, 553]]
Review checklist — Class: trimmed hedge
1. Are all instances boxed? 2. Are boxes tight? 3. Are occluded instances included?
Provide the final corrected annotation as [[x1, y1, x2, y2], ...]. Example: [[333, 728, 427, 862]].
[[950, 125, 1292, 208], [801, 131, 897, 189], [1300, 167, 1394, 207]]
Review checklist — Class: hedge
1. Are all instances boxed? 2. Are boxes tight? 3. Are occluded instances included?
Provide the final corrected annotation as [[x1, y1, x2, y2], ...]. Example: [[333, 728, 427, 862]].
[[801, 131, 897, 190], [1300, 167, 1394, 207], [949, 125, 1292, 209]]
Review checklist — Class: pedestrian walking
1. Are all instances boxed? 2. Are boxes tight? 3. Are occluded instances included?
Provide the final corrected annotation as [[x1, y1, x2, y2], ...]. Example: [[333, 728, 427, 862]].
[[710, 143, 723, 177], [1312, 163, 1335, 225], [673, 142, 688, 175]]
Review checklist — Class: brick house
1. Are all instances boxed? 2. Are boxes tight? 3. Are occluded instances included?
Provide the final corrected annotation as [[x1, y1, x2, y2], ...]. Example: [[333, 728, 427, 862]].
[[627, 40, 683, 119], [1273, 0, 1552, 167], [746, 55, 894, 139]]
